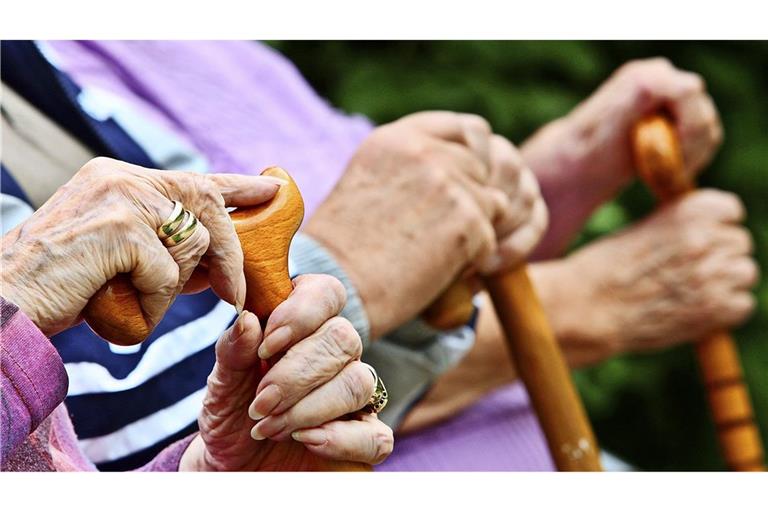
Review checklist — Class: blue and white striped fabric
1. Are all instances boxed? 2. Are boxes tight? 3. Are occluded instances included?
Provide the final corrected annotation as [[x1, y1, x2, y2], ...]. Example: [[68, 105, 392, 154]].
[[2, 40, 479, 470], [0, 41, 234, 469]]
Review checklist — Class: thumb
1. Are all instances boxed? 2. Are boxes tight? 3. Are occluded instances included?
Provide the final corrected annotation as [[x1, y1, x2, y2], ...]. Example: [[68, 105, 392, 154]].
[[214, 310, 263, 372]]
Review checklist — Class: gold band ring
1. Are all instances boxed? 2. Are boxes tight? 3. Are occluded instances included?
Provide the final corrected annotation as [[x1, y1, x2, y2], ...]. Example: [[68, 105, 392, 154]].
[[164, 209, 198, 247], [157, 200, 186, 240]]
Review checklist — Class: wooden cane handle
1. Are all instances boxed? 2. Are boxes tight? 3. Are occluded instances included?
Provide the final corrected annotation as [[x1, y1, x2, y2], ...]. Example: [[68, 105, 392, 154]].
[[633, 114, 765, 471], [485, 266, 602, 470], [83, 274, 152, 345], [422, 280, 476, 330], [83, 167, 369, 471]]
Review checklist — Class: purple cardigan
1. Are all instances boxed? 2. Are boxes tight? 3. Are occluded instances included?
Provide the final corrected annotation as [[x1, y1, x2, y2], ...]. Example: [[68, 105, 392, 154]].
[[0, 298, 193, 471]]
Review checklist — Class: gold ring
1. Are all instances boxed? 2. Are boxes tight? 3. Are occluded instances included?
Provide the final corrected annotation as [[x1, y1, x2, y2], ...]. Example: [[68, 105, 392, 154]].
[[164, 209, 198, 247], [157, 201, 185, 240], [361, 363, 388, 414]]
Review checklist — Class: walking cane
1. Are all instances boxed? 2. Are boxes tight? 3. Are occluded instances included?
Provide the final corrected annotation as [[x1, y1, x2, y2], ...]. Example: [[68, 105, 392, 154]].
[[424, 253, 603, 468], [633, 114, 765, 471], [84, 167, 370, 471]]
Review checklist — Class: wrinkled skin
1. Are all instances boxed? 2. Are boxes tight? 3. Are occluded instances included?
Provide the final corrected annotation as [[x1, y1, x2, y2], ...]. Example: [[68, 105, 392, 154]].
[[305, 111, 548, 339], [181, 275, 393, 470], [1, 157, 284, 336], [400, 59, 749, 432], [0, 158, 393, 469], [525, 57, 723, 258], [557, 189, 757, 366]]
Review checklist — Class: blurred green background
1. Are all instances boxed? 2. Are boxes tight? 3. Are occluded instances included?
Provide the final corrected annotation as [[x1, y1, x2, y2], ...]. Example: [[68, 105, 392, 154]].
[[269, 41, 768, 470]]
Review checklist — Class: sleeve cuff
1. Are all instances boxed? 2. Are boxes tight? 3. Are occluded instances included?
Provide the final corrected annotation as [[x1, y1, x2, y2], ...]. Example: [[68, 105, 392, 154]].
[[1, 297, 68, 458], [137, 433, 197, 472], [288, 233, 371, 347]]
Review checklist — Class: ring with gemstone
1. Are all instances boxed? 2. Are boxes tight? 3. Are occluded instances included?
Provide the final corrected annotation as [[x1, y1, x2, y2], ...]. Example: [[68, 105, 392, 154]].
[[360, 363, 388, 414]]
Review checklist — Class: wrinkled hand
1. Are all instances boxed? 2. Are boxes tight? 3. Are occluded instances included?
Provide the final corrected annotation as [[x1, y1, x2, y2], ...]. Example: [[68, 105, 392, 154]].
[[0, 157, 282, 336], [181, 274, 394, 470], [555, 190, 757, 366], [566, 57, 722, 191], [304, 112, 547, 338]]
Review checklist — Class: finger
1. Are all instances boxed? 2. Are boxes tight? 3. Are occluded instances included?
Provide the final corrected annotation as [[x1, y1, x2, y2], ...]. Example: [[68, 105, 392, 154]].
[[670, 90, 722, 174], [494, 166, 541, 238], [401, 111, 493, 169], [214, 310, 263, 372], [159, 171, 248, 309], [259, 274, 347, 359], [127, 226, 180, 328], [674, 189, 746, 224], [248, 316, 362, 420], [166, 219, 211, 297], [725, 258, 760, 291], [455, 173, 511, 229], [251, 360, 374, 440], [714, 226, 754, 257], [718, 291, 756, 328], [292, 413, 394, 465], [488, 134, 524, 197], [434, 138, 491, 184], [180, 264, 210, 295], [478, 195, 548, 274], [204, 173, 284, 207], [699, 252, 760, 292]]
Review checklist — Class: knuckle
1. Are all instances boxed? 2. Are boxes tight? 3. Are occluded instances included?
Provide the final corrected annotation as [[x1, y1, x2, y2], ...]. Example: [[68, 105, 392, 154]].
[[79, 156, 116, 177], [342, 364, 373, 409], [461, 113, 492, 136], [316, 274, 347, 310], [371, 424, 395, 465], [681, 229, 710, 256], [197, 176, 225, 208], [492, 135, 524, 172], [322, 317, 362, 360], [730, 295, 756, 324]]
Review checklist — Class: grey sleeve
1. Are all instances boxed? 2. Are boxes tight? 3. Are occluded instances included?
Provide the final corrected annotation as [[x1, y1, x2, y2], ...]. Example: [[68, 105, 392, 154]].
[[289, 233, 477, 429], [289, 233, 371, 347]]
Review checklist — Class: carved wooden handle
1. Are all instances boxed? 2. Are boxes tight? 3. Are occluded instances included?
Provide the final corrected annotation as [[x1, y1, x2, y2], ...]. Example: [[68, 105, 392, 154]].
[[633, 114, 765, 471], [84, 167, 369, 471]]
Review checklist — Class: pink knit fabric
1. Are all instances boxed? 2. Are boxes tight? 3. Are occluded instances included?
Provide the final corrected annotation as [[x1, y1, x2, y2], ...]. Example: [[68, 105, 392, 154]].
[[1, 298, 193, 471]]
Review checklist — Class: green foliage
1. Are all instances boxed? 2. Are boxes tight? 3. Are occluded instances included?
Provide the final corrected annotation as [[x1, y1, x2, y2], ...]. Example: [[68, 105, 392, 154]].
[[269, 41, 768, 470]]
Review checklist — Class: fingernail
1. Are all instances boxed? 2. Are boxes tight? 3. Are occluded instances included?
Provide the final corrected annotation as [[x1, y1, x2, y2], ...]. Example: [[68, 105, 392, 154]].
[[235, 273, 247, 314], [248, 384, 281, 420], [251, 416, 285, 440], [232, 310, 249, 339], [250, 424, 266, 441], [259, 325, 291, 359], [292, 429, 327, 446]]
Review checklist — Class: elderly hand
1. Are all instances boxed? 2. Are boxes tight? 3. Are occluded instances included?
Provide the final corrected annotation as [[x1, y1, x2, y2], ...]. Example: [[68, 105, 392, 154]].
[[566, 57, 722, 191], [545, 190, 757, 367], [0, 157, 283, 337], [522, 58, 722, 258], [180, 274, 394, 470], [304, 111, 547, 338]]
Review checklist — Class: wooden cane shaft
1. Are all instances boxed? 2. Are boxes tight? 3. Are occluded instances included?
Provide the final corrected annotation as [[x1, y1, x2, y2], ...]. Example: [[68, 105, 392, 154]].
[[633, 114, 765, 471], [484, 266, 602, 470]]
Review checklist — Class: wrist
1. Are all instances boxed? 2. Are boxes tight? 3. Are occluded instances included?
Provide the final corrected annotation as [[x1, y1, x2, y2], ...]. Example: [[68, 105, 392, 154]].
[[530, 255, 619, 368], [1, 270, 44, 333]]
